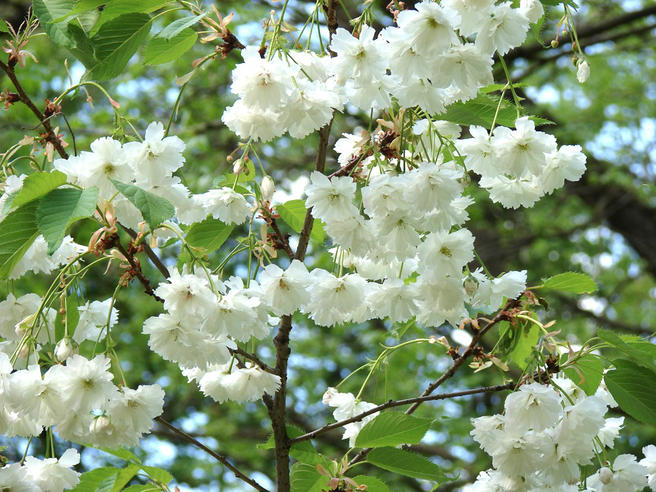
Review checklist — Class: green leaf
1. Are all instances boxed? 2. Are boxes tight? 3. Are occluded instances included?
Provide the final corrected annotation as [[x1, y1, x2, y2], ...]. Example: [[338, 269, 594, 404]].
[[52, 0, 104, 22], [122, 486, 159, 492], [99, 447, 142, 464], [72, 467, 119, 492], [140, 466, 173, 484], [185, 217, 234, 252], [563, 354, 604, 396], [110, 180, 174, 230], [438, 94, 517, 129], [88, 13, 152, 80], [33, 0, 75, 45], [541, 272, 598, 294], [0, 202, 39, 279], [66, 23, 98, 68], [277, 200, 305, 233], [605, 359, 656, 427], [290, 463, 327, 492], [110, 464, 141, 492], [366, 447, 447, 483], [65, 289, 80, 339], [355, 413, 431, 448], [37, 187, 98, 253], [144, 28, 197, 64], [10, 171, 67, 208], [352, 476, 391, 492], [93, 0, 170, 32], [157, 13, 205, 40], [507, 322, 540, 370], [597, 329, 656, 371], [257, 425, 331, 466], [0, 19, 10, 33]]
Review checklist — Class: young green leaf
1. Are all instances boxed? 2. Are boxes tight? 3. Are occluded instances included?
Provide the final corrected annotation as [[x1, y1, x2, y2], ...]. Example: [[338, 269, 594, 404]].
[[541, 272, 597, 294], [10, 170, 67, 208], [290, 462, 327, 492], [88, 13, 152, 80], [157, 13, 206, 40], [33, 0, 75, 46], [507, 322, 540, 370], [562, 354, 604, 395], [597, 329, 656, 371], [0, 19, 10, 33], [605, 359, 656, 427], [36, 187, 99, 253], [185, 217, 234, 252], [140, 465, 173, 484], [355, 413, 431, 448], [277, 200, 307, 233], [367, 447, 447, 483], [0, 201, 39, 279], [144, 28, 197, 65], [110, 180, 175, 230], [437, 94, 517, 129], [93, 0, 170, 32], [72, 467, 120, 492], [352, 476, 391, 492]]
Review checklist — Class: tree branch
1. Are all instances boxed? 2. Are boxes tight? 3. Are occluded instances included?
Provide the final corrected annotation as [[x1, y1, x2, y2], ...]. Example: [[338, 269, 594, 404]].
[[0, 59, 69, 159], [290, 383, 514, 444], [347, 296, 522, 466], [155, 417, 270, 492], [121, 225, 171, 279]]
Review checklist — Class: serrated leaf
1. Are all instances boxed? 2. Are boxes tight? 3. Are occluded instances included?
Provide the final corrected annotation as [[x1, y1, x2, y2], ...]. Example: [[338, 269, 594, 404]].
[[507, 322, 540, 370], [541, 272, 597, 294], [367, 447, 447, 483], [72, 467, 119, 492], [157, 13, 205, 40], [10, 171, 67, 208], [110, 180, 174, 230], [140, 466, 173, 484], [605, 359, 656, 427], [67, 23, 98, 68], [290, 463, 327, 492], [88, 13, 152, 80], [277, 200, 306, 233], [144, 28, 197, 64], [355, 413, 431, 448], [110, 464, 141, 492], [52, 0, 104, 23], [438, 94, 517, 129], [37, 187, 98, 253], [185, 217, 234, 252], [33, 0, 75, 45], [597, 329, 656, 371], [93, 0, 170, 32], [563, 354, 604, 396], [352, 476, 391, 492], [0, 202, 39, 279]]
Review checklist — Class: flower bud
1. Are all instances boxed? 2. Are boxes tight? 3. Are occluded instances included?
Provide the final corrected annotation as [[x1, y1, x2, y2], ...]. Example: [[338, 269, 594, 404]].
[[550, 39, 559, 48], [577, 60, 590, 83], [261, 176, 275, 202], [90, 415, 112, 434], [233, 158, 245, 174], [599, 467, 613, 484], [55, 337, 78, 362]]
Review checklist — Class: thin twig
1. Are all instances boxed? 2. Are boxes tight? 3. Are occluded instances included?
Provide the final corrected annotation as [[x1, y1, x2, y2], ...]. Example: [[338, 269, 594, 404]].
[[121, 225, 171, 279], [155, 417, 270, 492], [0, 59, 69, 159], [290, 383, 514, 444], [230, 346, 276, 374], [347, 297, 521, 466]]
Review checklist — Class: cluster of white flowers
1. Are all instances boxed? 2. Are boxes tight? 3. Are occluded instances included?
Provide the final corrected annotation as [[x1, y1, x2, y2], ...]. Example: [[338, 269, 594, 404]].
[[322, 387, 378, 446], [456, 117, 587, 208], [144, 268, 281, 402], [53, 122, 252, 229], [0, 448, 80, 492], [0, 293, 118, 365], [0, 352, 163, 449], [466, 379, 655, 491], [223, 0, 544, 142]]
